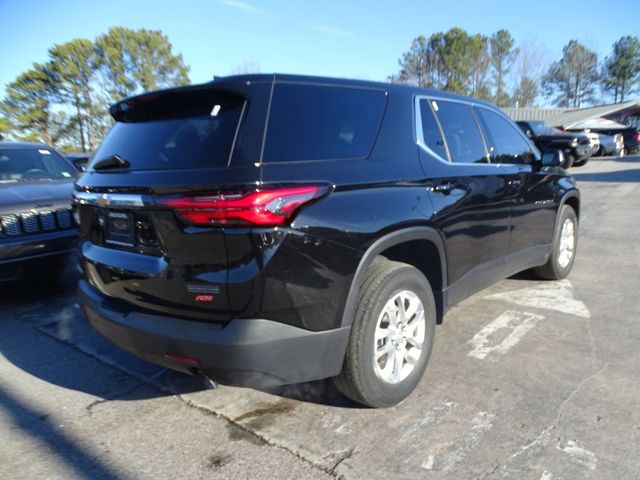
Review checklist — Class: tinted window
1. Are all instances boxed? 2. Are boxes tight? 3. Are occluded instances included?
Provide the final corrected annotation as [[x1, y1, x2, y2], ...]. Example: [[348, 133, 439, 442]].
[[419, 99, 447, 159], [92, 91, 245, 171], [433, 100, 487, 163], [0, 147, 76, 181], [477, 108, 534, 164], [263, 84, 386, 162]]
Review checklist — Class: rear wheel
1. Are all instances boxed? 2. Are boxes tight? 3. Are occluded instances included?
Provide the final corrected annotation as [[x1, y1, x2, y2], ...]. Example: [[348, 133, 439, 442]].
[[534, 205, 578, 280], [333, 258, 436, 408]]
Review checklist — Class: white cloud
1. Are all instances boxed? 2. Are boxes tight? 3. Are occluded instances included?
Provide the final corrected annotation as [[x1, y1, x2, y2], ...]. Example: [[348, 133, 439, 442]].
[[218, 0, 266, 15], [310, 23, 356, 39]]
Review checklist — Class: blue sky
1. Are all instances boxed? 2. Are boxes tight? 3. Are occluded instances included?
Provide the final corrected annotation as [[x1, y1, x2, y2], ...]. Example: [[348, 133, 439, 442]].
[[1, 0, 639, 94]]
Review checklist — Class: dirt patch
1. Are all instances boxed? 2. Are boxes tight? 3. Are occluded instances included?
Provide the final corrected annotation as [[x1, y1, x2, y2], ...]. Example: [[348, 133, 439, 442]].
[[233, 401, 296, 423]]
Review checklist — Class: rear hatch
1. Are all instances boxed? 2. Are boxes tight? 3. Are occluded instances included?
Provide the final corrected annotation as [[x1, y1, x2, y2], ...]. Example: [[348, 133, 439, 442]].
[[75, 80, 271, 322]]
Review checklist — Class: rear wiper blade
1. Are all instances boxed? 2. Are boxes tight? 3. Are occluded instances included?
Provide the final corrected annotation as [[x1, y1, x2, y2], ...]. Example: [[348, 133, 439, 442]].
[[93, 154, 130, 171]]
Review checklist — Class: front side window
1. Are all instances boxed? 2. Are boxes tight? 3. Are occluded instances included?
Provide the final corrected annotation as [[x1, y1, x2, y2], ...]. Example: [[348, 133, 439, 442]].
[[476, 108, 534, 164], [433, 100, 487, 163], [263, 84, 386, 162]]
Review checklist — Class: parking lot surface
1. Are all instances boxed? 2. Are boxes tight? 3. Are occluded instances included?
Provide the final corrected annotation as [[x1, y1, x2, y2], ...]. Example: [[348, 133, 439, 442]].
[[1, 157, 639, 480]]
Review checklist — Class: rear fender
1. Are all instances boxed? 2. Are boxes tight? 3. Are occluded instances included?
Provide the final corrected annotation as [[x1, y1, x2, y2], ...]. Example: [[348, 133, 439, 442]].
[[340, 227, 446, 327]]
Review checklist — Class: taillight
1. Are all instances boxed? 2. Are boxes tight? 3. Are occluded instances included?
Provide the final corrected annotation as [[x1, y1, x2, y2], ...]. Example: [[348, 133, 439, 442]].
[[159, 185, 328, 227], [635, 132, 640, 142]]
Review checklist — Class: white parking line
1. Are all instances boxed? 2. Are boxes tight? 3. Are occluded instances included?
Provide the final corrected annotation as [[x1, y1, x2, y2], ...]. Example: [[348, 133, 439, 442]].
[[485, 280, 591, 318], [468, 311, 545, 360], [378, 400, 458, 470], [400, 400, 457, 443], [558, 440, 598, 470], [422, 411, 496, 472]]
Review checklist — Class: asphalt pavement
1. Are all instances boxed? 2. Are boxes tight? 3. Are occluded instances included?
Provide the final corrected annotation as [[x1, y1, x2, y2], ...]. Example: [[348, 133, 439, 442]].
[[1, 156, 639, 480]]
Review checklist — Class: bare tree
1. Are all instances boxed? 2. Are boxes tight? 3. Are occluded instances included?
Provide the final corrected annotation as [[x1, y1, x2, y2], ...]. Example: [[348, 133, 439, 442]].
[[512, 36, 550, 107]]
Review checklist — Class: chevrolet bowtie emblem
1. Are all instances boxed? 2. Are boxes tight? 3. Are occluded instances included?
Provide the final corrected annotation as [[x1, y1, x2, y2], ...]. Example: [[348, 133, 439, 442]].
[[96, 194, 109, 206]]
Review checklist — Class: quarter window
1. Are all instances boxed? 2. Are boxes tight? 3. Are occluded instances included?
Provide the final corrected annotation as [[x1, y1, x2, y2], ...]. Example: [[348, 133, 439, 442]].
[[419, 99, 447, 160], [477, 108, 534, 164], [263, 84, 386, 162], [433, 100, 487, 163]]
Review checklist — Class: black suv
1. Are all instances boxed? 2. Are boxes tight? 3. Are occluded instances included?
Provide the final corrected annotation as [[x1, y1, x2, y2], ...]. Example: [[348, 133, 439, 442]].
[[516, 121, 593, 168], [75, 74, 579, 407]]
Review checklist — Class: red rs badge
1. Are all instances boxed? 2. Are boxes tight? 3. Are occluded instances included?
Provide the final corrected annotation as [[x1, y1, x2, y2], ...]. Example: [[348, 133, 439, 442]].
[[195, 295, 214, 302]]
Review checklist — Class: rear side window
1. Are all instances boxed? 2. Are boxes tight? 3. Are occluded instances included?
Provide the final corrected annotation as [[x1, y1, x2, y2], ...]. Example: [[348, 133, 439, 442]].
[[419, 99, 448, 160], [91, 90, 245, 171], [433, 100, 487, 164], [263, 84, 386, 162], [476, 108, 534, 164]]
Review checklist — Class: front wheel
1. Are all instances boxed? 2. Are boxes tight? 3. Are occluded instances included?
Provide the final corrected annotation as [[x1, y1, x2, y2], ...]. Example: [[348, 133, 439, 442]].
[[573, 158, 589, 167], [534, 205, 578, 280], [563, 154, 575, 169], [333, 258, 436, 408]]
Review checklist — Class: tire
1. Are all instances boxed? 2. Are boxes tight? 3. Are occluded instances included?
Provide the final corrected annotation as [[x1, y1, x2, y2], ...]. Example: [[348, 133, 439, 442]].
[[533, 205, 578, 280], [573, 158, 588, 167], [333, 258, 436, 408], [562, 154, 575, 169]]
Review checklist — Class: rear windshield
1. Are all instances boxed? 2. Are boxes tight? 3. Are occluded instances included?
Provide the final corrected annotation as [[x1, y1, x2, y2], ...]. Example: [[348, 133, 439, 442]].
[[0, 147, 76, 182], [263, 84, 386, 162], [91, 90, 245, 171]]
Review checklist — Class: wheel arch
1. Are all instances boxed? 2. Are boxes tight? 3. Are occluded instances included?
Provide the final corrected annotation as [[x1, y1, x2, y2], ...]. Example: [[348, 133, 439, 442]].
[[562, 190, 580, 220], [340, 227, 447, 328]]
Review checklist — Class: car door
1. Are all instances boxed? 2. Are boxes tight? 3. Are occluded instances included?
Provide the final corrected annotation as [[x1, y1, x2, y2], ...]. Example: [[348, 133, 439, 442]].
[[416, 97, 518, 306], [474, 106, 558, 275]]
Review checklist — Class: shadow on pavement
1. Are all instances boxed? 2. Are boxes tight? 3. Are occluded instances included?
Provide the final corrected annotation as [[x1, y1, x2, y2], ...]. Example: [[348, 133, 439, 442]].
[[1, 276, 358, 408], [264, 379, 363, 409], [0, 276, 206, 401], [0, 384, 124, 480], [508, 269, 539, 281], [572, 167, 640, 183], [614, 155, 640, 163]]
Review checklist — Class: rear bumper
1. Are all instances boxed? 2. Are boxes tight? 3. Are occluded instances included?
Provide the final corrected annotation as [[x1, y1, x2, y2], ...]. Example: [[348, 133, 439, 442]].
[[78, 280, 350, 388]]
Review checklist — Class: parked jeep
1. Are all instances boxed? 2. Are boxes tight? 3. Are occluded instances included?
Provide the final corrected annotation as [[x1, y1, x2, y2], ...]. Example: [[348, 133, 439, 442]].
[[75, 75, 579, 407], [1, 142, 78, 283]]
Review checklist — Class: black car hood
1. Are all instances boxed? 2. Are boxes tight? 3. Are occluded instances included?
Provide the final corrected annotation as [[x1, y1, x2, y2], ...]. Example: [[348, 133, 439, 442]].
[[0, 179, 75, 215]]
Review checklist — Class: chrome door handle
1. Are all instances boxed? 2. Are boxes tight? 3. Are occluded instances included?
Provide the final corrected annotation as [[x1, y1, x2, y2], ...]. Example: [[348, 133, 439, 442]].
[[433, 182, 455, 194]]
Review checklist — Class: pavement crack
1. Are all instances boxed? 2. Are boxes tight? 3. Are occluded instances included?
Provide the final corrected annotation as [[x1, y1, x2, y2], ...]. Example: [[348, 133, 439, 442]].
[[329, 447, 355, 476], [176, 394, 340, 479], [85, 383, 144, 415], [585, 315, 598, 368], [476, 362, 610, 479]]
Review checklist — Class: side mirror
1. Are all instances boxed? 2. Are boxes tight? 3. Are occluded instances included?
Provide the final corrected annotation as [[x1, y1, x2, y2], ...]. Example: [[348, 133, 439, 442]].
[[526, 130, 533, 138], [540, 149, 563, 167], [73, 158, 88, 172]]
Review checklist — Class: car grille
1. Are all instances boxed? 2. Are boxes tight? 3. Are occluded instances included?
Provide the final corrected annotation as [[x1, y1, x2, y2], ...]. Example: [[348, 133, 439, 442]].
[[0, 209, 75, 237]]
